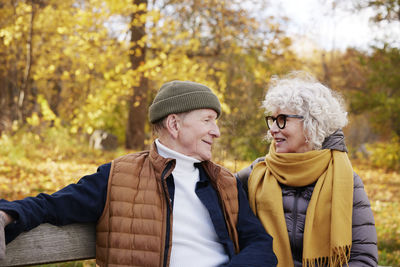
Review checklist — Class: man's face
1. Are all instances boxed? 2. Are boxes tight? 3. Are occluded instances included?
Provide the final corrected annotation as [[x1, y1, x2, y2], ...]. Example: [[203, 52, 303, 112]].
[[174, 109, 220, 161]]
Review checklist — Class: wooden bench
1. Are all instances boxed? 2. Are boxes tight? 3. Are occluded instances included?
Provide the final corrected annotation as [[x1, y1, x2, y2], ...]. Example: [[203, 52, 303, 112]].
[[0, 224, 388, 267], [0, 223, 96, 266]]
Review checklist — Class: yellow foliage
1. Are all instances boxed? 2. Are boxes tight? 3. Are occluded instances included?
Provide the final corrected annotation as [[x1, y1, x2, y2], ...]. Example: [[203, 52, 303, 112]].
[[26, 113, 40, 127], [38, 95, 58, 123], [0, 29, 12, 46], [366, 136, 400, 171]]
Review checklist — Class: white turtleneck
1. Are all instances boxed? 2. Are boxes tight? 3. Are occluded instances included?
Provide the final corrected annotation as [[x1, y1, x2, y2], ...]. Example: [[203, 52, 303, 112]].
[[155, 139, 229, 267]]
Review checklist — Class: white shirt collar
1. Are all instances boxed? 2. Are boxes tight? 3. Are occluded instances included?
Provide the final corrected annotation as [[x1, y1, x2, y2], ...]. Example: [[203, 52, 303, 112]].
[[155, 139, 200, 171]]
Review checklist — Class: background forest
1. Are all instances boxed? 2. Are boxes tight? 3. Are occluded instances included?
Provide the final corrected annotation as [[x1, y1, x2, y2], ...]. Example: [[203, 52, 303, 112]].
[[0, 0, 399, 266]]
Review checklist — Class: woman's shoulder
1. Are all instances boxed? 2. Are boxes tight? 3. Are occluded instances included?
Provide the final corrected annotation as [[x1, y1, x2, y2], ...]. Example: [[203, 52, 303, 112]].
[[352, 172, 368, 192], [351, 172, 374, 215], [235, 157, 265, 181]]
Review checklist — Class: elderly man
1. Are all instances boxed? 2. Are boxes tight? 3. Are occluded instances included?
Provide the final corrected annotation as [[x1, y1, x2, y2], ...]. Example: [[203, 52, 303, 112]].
[[0, 81, 277, 266]]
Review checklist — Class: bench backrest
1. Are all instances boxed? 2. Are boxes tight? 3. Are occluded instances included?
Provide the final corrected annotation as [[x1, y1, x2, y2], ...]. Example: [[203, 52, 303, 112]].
[[0, 223, 96, 266]]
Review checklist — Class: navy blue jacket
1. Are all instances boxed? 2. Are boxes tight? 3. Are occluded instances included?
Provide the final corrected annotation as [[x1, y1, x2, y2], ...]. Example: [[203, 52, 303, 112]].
[[0, 161, 277, 266]]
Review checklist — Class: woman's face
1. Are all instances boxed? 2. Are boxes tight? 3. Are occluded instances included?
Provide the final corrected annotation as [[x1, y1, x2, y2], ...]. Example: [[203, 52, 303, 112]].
[[268, 109, 313, 153]]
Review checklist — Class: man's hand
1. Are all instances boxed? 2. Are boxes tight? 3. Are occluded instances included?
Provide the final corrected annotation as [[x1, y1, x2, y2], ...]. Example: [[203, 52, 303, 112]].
[[0, 210, 13, 260]]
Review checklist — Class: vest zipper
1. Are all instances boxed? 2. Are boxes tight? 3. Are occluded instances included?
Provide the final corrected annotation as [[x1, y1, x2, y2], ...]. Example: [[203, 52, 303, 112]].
[[161, 161, 174, 267]]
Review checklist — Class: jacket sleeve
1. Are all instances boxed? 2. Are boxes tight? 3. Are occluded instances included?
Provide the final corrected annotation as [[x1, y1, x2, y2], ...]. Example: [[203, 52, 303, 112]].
[[226, 179, 277, 267], [0, 163, 111, 244], [349, 172, 378, 266]]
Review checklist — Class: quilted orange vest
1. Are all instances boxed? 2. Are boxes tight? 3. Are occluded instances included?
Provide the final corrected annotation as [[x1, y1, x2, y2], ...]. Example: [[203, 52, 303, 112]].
[[96, 143, 239, 267]]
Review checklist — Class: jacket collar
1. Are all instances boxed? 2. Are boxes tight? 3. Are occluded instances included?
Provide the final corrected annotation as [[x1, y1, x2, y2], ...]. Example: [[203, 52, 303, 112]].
[[149, 141, 176, 181], [321, 129, 348, 152]]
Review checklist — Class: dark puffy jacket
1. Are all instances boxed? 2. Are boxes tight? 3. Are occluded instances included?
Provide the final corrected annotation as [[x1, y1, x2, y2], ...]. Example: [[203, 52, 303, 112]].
[[236, 130, 378, 266]]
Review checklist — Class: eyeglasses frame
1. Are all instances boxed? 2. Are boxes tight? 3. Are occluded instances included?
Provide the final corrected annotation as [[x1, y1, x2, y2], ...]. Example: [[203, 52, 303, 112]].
[[265, 114, 304, 130]]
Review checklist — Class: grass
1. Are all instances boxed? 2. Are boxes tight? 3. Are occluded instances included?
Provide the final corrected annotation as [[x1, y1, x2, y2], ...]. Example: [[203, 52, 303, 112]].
[[353, 163, 400, 267]]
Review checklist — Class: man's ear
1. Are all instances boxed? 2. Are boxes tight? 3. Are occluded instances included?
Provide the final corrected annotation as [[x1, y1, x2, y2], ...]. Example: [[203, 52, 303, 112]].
[[165, 114, 180, 139]]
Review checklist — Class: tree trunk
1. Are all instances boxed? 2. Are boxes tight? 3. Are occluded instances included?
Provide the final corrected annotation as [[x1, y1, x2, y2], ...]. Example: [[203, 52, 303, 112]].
[[0, 0, 36, 133], [19, 0, 35, 121], [125, 0, 149, 150]]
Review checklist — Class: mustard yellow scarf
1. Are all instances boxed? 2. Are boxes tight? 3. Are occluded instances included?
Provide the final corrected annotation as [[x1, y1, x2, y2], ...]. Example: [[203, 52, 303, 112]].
[[248, 142, 353, 267]]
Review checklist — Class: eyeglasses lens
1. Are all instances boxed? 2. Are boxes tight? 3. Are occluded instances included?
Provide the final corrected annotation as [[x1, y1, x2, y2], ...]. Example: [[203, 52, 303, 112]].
[[266, 115, 287, 129], [277, 115, 286, 129]]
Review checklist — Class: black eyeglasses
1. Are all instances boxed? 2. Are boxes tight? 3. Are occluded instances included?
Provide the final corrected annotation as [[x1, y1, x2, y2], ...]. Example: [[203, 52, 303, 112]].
[[265, 114, 304, 129]]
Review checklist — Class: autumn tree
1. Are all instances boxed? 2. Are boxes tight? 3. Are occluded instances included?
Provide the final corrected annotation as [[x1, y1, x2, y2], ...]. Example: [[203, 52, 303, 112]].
[[0, 0, 38, 133], [1, 0, 300, 157], [0, 0, 139, 140], [126, 0, 148, 150], [345, 0, 400, 138], [355, 0, 400, 22], [347, 46, 400, 137]]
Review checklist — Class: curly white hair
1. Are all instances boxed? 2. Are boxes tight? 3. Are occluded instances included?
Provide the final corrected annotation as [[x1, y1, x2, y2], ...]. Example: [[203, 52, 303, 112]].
[[262, 71, 348, 150]]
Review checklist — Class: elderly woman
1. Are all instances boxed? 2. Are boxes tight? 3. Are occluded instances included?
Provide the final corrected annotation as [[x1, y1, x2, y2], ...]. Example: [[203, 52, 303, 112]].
[[236, 72, 378, 267]]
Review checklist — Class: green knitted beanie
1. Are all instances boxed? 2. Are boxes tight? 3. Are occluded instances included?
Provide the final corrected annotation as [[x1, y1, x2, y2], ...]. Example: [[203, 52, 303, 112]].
[[149, 80, 221, 123]]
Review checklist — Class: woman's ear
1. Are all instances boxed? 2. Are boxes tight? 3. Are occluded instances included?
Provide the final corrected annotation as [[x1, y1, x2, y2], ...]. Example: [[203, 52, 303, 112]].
[[165, 114, 180, 139]]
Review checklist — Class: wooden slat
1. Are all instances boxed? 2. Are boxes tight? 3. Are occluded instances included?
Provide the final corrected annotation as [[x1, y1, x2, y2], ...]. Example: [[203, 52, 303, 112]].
[[0, 223, 96, 267]]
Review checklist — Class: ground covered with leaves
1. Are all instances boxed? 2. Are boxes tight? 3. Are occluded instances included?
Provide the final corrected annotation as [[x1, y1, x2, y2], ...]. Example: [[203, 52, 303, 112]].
[[0, 136, 399, 266], [354, 163, 400, 266]]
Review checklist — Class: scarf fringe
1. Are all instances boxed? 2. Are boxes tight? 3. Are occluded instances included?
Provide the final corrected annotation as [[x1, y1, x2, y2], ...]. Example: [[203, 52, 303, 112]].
[[302, 245, 352, 267]]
